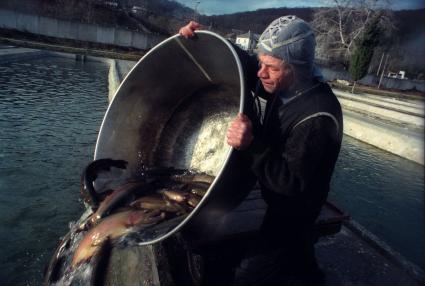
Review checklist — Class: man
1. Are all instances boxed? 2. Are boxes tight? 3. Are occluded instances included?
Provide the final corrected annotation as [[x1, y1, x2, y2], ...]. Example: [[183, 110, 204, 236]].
[[180, 16, 343, 285]]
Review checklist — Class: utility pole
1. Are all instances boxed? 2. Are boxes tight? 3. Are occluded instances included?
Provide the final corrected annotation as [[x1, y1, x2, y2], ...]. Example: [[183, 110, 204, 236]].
[[376, 52, 385, 76], [378, 53, 389, 89], [87, 0, 93, 24], [193, 1, 201, 22]]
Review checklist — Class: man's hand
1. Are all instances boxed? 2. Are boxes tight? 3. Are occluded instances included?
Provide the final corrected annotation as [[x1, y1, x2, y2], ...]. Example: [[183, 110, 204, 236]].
[[227, 113, 254, 150], [179, 21, 201, 38]]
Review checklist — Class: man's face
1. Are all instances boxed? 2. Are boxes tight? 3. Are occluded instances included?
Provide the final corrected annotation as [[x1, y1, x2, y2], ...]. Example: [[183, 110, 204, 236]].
[[257, 54, 293, 94]]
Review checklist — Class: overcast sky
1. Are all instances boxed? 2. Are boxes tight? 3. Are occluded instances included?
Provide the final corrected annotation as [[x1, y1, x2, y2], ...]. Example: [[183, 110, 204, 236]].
[[174, 0, 425, 15]]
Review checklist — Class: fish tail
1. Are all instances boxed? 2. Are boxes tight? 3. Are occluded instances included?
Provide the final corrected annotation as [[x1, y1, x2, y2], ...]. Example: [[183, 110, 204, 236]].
[[80, 159, 128, 208]]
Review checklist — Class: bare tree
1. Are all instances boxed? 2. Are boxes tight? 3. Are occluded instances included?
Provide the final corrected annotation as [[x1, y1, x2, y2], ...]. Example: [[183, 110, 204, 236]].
[[312, 0, 394, 67]]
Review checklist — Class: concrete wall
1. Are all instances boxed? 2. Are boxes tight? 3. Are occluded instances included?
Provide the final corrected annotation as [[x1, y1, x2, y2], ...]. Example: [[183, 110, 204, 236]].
[[343, 110, 424, 165], [332, 88, 424, 165], [321, 67, 425, 93], [0, 9, 164, 50]]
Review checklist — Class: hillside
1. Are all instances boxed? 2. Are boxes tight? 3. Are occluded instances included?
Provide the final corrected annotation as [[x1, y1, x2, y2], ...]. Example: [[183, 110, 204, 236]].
[[200, 7, 314, 34], [1, 1, 423, 39]]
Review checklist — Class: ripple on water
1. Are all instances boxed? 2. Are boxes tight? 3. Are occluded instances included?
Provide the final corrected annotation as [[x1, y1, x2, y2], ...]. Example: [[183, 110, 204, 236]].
[[330, 135, 425, 270], [0, 56, 108, 285]]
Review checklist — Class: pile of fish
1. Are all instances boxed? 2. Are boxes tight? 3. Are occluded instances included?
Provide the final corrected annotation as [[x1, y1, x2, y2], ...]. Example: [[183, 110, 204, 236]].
[[44, 158, 214, 285]]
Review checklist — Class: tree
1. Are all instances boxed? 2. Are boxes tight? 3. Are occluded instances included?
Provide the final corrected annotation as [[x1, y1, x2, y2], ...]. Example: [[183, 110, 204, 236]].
[[348, 15, 381, 93], [312, 0, 394, 67]]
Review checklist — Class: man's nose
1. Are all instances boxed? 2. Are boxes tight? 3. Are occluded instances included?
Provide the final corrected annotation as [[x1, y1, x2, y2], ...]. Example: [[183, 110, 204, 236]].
[[257, 65, 268, 78]]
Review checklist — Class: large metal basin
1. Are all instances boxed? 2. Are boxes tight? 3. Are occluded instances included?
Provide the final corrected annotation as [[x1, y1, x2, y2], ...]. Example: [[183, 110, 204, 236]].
[[94, 31, 255, 245]]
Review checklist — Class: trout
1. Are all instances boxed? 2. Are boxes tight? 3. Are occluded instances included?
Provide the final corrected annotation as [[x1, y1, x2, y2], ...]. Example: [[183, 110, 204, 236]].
[[187, 193, 202, 208], [190, 187, 208, 197], [80, 159, 127, 209], [172, 173, 215, 185], [72, 210, 164, 267], [130, 195, 185, 213], [43, 231, 72, 284], [159, 189, 188, 203], [86, 181, 149, 228]]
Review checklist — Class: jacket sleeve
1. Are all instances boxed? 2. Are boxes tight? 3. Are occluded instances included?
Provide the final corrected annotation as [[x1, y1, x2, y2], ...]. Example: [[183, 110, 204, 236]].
[[247, 115, 339, 196]]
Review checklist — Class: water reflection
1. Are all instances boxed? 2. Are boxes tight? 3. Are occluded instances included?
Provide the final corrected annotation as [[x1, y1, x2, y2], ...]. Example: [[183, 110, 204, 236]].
[[331, 135, 424, 270]]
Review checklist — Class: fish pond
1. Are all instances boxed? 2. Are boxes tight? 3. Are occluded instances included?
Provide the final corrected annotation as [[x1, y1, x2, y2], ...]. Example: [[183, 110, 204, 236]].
[[0, 54, 423, 285]]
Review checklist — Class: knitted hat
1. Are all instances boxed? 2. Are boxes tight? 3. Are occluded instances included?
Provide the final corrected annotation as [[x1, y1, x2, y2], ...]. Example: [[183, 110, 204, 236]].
[[256, 15, 316, 75]]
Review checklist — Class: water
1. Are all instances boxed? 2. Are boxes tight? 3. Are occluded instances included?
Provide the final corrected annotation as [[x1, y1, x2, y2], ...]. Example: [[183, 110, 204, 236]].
[[330, 136, 425, 270], [0, 56, 109, 285], [0, 55, 424, 285]]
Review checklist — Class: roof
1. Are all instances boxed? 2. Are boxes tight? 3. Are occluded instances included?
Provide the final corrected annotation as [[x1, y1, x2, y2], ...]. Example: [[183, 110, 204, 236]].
[[236, 31, 260, 41]]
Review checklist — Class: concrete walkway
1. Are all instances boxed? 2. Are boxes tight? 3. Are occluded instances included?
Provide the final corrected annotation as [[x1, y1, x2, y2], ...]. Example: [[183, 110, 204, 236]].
[[333, 88, 425, 120], [334, 89, 424, 109]]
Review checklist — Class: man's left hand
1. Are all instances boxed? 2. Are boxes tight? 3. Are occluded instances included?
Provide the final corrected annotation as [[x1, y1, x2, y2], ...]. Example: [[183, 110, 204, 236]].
[[226, 113, 253, 150]]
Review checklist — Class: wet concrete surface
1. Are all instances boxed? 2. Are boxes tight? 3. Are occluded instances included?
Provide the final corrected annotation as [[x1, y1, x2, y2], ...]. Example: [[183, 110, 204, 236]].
[[316, 227, 422, 286]]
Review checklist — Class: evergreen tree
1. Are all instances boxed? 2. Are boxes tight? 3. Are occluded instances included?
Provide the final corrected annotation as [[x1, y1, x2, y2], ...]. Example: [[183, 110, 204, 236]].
[[348, 15, 382, 93]]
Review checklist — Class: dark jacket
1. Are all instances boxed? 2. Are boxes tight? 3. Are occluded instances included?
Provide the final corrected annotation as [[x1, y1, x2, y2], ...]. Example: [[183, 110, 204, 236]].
[[248, 82, 343, 223], [237, 47, 343, 224]]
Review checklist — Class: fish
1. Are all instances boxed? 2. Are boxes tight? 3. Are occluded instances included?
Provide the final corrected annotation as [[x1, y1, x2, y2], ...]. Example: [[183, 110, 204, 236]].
[[186, 181, 211, 190], [190, 187, 208, 197], [142, 166, 187, 177], [43, 231, 72, 284], [172, 173, 215, 185], [72, 210, 164, 267], [187, 193, 202, 208], [80, 159, 128, 210], [130, 195, 186, 213], [159, 189, 188, 203], [85, 181, 150, 228]]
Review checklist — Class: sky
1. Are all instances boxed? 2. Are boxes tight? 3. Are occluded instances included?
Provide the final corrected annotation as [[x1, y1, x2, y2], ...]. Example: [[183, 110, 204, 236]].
[[174, 0, 425, 15]]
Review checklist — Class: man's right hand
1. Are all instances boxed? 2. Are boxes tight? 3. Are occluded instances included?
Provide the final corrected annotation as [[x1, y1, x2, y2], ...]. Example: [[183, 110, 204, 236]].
[[179, 21, 201, 38], [227, 113, 254, 151]]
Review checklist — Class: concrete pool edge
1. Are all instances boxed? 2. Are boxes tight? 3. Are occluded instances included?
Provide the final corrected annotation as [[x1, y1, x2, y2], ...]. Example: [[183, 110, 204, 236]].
[[343, 219, 425, 284]]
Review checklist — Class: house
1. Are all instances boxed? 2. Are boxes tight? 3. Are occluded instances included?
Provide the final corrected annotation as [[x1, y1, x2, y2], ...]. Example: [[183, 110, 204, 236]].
[[235, 31, 259, 52], [131, 6, 147, 14], [103, 1, 118, 8], [388, 71, 406, 79]]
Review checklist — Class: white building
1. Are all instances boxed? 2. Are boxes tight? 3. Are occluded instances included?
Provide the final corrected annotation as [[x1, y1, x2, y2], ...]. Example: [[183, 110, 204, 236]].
[[388, 71, 406, 79], [235, 31, 259, 52], [131, 6, 146, 14], [103, 1, 118, 8]]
